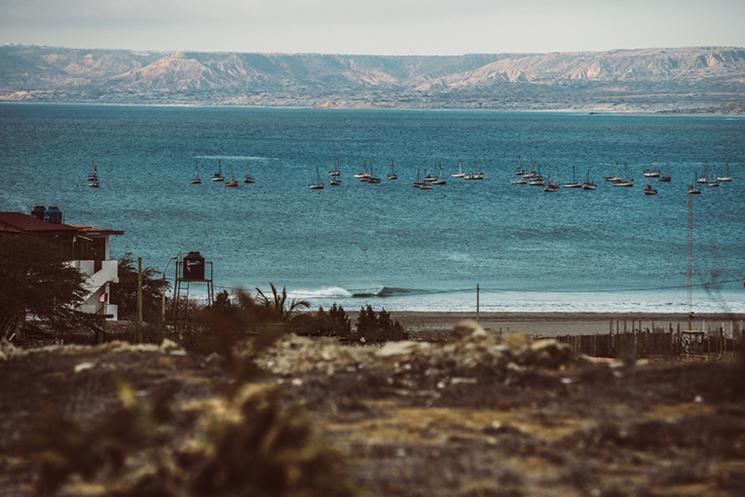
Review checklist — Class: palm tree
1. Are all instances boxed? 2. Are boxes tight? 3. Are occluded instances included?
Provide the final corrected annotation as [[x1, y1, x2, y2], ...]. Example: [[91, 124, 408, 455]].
[[254, 283, 310, 321]]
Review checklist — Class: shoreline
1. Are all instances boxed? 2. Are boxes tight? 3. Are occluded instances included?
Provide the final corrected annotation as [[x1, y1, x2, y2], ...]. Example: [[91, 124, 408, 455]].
[[374, 311, 745, 338], [1, 101, 743, 117]]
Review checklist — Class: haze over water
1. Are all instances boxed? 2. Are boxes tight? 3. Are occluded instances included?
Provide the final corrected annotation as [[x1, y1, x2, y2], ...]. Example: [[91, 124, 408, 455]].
[[1, 103, 744, 313]]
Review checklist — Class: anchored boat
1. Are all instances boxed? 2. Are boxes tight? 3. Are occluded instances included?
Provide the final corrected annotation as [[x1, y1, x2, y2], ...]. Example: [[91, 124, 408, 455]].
[[644, 183, 658, 195], [329, 157, 341, 177], [309, 167, 325, 190], [212, 160, 225, 182], [191, 161, 202, 184], [717, 163, 733, 182], [387, 160, 398, 180]]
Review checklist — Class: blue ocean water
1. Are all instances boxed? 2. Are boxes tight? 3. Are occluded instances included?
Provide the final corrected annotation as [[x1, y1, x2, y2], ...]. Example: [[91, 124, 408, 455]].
[[1, 103, 744, 313]]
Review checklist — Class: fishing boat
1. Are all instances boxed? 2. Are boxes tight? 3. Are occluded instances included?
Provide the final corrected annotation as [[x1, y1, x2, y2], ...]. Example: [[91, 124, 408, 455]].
[[696, 163, 708, 184], [355, 161, 372, 182], [329, 157, 341, 177], [543, 177, 560, 192], [643, 162, 661, 178], [366, 165, 382, 184], [528, 175, 545, 186], [563, 165, 583, 188], [309, 167, 325, 189], [514, 155, 526, 176], [413, 169, 424, 188], [432, 165, 447, 185], [688, 174, 702, 194], [211, 160, 225, 182], [464, 164, 485, 180], [87, 160, 100, 187], [87, 161, 98, 182], [604, 164, 623, 183], [423, 168, 438, 182], [451, 162, 466, 178], [659, 163, 672, 182], [717, 163, 733, 182], [612, 164, 634, 186], [243, 164, 256, 184], [191, 161, 202, 184], [581, 169, 597, 190], [613, 179, 635, 187], [643, 183, 658, 195], [224, 167, 239, 187], [387, 160, 398, 180]]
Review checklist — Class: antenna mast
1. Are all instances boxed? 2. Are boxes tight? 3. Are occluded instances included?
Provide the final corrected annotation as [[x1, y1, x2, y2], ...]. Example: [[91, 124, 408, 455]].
[[687, 195, 694, 330]]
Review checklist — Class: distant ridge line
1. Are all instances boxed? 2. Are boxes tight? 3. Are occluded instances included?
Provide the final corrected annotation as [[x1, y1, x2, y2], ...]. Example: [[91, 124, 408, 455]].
[[1, 44, 744, 113]]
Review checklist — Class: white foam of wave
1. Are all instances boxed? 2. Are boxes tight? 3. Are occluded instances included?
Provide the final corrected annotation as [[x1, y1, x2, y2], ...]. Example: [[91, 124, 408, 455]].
[[288, 287, 353, 299], [194, 155, 277, 161]]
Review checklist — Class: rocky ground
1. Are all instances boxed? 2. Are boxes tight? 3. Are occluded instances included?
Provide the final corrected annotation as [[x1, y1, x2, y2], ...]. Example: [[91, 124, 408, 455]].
[[1, 329, 744, 497]]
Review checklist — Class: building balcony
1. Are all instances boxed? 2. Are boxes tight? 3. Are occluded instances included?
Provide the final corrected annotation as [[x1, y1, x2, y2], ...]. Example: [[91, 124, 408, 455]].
[[70, 259, 119, 288]]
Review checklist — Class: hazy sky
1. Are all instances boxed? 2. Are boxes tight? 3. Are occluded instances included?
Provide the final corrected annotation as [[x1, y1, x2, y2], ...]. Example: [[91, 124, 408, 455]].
[[1, 0, 744, 54]]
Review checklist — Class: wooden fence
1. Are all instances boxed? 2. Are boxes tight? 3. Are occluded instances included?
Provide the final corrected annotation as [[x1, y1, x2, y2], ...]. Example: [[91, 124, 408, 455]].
[[548, 324, 743, 359]]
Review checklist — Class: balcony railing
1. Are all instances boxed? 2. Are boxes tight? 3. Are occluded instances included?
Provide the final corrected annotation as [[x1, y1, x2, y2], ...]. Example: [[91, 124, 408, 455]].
[[68, 259, 119, 288]]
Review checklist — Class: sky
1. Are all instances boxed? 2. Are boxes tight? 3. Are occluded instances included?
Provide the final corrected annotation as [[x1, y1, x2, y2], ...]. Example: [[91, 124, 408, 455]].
[[1, 0, 744, 55]]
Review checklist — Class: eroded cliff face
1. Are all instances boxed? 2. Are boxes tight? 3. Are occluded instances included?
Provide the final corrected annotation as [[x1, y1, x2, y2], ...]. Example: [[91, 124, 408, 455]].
[[2, 45, 744, 112]]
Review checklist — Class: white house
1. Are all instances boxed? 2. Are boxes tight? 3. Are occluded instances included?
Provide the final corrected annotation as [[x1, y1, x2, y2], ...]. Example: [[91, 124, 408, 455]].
[[0, 209, 124, 320]]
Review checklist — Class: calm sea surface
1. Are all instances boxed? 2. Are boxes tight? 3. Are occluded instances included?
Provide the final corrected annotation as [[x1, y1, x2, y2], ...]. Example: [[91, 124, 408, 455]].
[[1, 103, 744, 312]]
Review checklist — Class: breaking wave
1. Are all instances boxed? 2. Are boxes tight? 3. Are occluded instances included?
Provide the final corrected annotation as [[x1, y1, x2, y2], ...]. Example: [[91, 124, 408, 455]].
[[289, 287, 354, 299], [351, 287, 464, 298]]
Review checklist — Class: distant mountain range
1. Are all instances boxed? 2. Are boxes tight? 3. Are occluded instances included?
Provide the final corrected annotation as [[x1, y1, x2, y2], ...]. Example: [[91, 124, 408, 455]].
[[2, 45, 745, 113]]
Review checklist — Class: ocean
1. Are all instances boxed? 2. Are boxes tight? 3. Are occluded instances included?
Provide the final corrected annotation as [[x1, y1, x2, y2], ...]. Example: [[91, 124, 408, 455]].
[[1, 103, 744, 313]]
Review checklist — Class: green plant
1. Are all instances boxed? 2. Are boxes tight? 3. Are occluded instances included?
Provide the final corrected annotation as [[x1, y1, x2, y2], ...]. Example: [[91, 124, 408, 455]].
[[291, 304, 352, 338], [254, 283, 310, 320], [31, 382, 357, 497], [356, 305, 407, 343], [110, 253, 169, 323]]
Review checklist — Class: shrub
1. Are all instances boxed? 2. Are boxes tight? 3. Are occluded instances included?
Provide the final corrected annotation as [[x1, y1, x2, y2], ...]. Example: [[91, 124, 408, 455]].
[[290, 304, 352, 338], [110, 253, 169, 324], [356, 305, 407, 343], [30, 383, 357, 497]]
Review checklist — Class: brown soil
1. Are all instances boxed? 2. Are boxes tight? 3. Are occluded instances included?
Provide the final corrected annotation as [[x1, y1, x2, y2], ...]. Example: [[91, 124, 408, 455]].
[[1, 338, 744, 497]]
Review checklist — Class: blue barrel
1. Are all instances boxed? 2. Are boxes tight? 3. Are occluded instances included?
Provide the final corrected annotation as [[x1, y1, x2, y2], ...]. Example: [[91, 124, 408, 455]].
[[44, 206, 63, 224]]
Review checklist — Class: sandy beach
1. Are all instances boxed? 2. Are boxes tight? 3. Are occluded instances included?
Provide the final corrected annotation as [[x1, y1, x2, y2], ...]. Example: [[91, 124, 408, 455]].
[[373, 311, 745, 339]]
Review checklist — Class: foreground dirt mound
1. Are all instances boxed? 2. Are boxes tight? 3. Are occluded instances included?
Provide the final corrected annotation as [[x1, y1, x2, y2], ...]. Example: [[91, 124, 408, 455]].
[[2, 336, 744, 497], [258, 331, 574, 377]]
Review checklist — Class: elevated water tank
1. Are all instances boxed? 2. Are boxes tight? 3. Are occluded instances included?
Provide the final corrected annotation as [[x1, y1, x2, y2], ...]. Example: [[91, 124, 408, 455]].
[[31, 205, 46, 221], [44, 206, 63, 224], [182, 251, 205, 281]]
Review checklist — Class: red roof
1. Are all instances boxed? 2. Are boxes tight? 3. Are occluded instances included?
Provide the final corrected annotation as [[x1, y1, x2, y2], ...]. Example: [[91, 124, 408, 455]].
[[0, 212, 78, 233], [0, 213, 123, 236]]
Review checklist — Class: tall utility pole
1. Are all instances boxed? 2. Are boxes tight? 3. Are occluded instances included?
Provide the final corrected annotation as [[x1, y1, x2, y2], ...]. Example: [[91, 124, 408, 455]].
[[687, 196, 693, 331], [137, 256, 143, 325], [161, 256, 176, 327], [476, 283, 480, 322]]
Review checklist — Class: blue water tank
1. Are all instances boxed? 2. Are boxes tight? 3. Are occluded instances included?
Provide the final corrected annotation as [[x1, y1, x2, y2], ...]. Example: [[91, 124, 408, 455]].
[[44, 206, 63, 224]]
